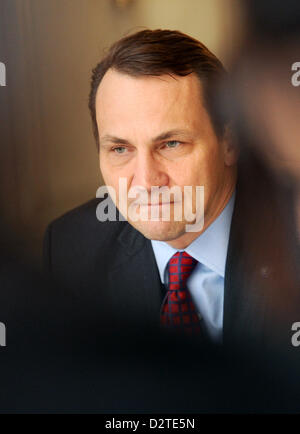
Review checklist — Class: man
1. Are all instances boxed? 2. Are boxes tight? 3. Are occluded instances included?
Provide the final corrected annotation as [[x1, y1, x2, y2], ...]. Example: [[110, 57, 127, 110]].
[[44, 30, 299, 357]]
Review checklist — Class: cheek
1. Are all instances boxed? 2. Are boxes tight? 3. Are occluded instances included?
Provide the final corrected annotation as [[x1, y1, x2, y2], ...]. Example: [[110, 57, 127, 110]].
[[180, 149, 223, 191], [197, 145, 224, 177], [167, 164, 187, 186], [177, 152, 210, 187], [99, 157, 115, 187], [100, 158, 133, 200]]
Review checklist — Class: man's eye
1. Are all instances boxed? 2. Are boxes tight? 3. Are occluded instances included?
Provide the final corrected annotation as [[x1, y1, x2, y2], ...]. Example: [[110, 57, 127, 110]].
[[165, 140, 181, 149], [112, 147, 126, 154]]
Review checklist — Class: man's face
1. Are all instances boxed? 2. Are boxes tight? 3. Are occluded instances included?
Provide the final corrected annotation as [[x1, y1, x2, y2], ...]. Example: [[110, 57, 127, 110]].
[[96, 69, 237, 248]]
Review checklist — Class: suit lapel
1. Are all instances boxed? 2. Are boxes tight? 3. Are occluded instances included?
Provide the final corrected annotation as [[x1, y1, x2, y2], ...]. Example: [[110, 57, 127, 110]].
[[107, 223, 164, 328]]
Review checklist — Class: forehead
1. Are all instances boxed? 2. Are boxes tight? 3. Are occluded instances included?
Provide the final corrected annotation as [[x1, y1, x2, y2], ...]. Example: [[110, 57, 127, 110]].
[[95, 69, 207, 133]]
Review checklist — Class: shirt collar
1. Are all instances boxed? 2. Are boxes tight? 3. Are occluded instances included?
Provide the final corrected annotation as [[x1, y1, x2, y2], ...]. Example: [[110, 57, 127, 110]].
[[151, 191, 235, 282]]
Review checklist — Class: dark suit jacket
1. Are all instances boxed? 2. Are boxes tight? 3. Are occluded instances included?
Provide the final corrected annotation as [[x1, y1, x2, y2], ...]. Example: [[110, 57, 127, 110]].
[[43, 154, 300, 361]]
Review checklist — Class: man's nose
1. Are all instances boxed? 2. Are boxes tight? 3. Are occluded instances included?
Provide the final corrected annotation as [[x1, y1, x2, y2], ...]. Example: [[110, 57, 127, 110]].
[[131, 152, 169, 191]]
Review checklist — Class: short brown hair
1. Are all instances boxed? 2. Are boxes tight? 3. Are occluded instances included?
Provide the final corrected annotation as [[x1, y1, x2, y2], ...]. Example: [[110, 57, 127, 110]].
[[89, 29, 227, 150]]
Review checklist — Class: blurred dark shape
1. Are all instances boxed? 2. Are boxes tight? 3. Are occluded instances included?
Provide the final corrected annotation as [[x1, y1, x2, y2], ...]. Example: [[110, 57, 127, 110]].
[[0, 216, 299, 413], [210, 0, 300, 409], [222, 1, 300, 246], [245, 0, 300, 41]]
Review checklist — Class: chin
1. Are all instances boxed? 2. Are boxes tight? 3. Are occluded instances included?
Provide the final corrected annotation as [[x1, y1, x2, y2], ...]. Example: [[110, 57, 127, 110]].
[[128, 219, 186, 242]]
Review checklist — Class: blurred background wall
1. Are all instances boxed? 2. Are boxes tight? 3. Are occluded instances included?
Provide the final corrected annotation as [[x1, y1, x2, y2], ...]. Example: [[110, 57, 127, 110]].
[[0, 0, 241, 262]]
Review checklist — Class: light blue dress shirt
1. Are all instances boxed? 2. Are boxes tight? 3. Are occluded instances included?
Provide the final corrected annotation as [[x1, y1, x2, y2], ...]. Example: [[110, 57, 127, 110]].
[[151, 192, 235, 343]]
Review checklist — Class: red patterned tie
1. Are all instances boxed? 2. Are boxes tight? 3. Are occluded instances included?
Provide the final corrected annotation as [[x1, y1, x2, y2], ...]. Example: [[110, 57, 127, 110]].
[[160, 251, 202, 335]]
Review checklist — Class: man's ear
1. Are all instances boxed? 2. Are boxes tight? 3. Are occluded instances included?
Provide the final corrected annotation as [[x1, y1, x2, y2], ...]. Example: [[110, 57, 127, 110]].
[[222, 124, 239, 167]]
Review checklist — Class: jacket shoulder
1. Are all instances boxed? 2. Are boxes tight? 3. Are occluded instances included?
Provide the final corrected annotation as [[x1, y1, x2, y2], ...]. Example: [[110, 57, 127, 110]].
[[47, 198, 126, 238], [43, 198, 127, 279]]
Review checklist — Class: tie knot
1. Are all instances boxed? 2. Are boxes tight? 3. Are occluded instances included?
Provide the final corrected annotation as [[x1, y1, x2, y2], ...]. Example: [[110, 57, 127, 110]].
[[167, 251, 198, 290]]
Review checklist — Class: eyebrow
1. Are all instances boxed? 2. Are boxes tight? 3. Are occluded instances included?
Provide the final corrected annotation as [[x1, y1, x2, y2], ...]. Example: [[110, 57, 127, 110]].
[[99, 129, 191, 147]]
